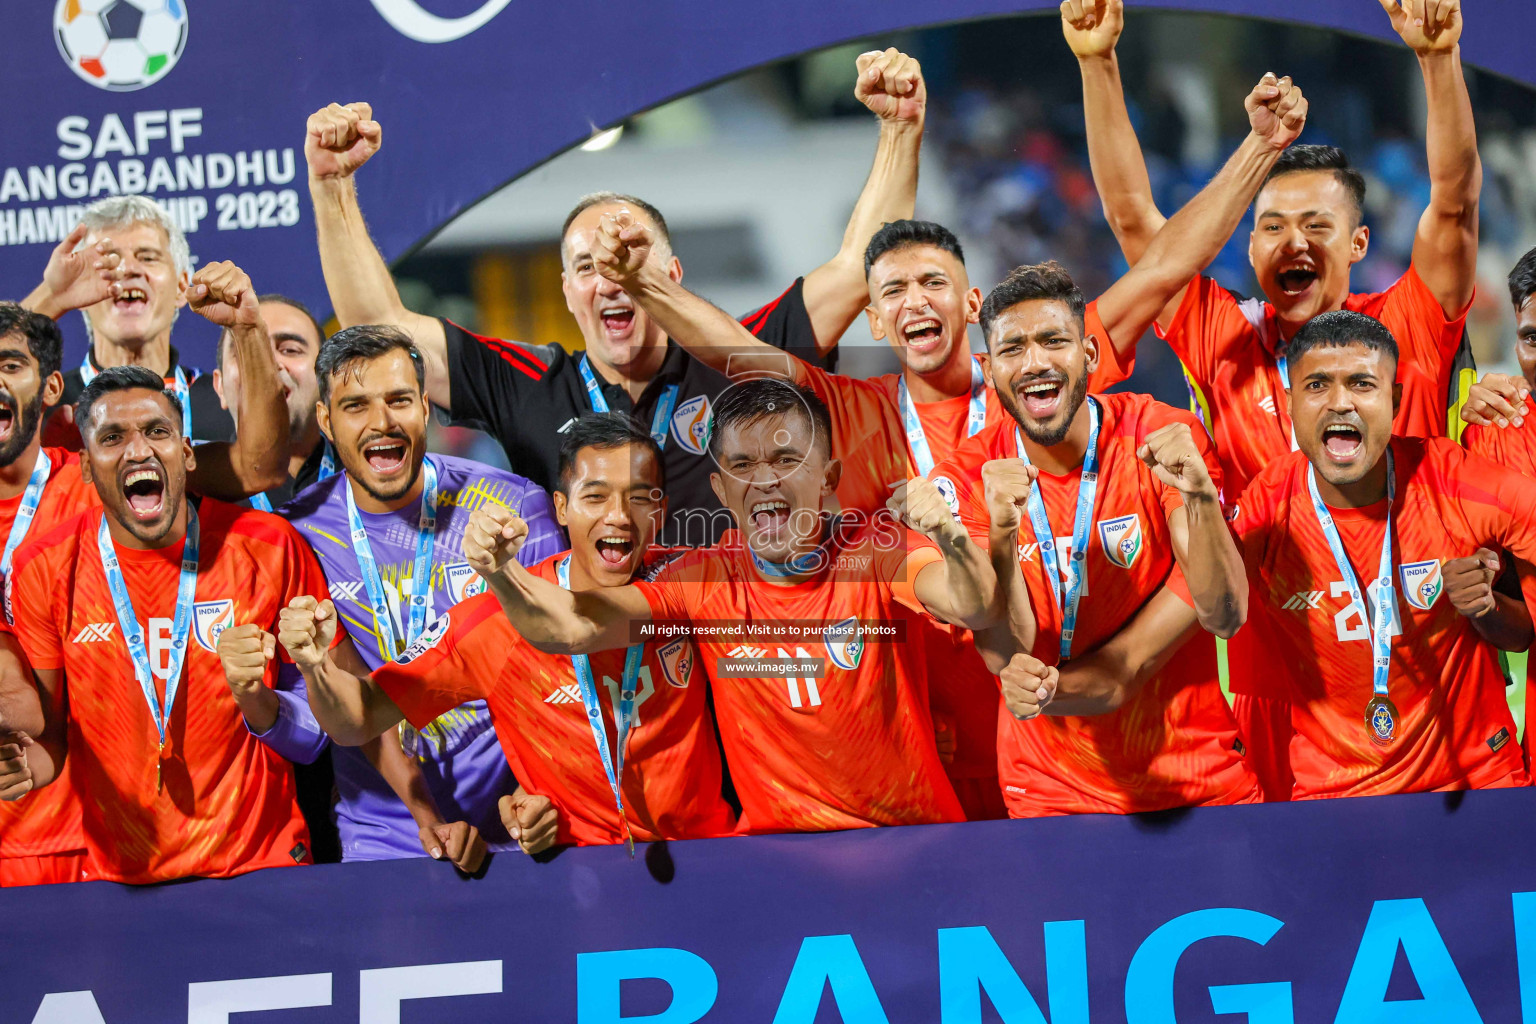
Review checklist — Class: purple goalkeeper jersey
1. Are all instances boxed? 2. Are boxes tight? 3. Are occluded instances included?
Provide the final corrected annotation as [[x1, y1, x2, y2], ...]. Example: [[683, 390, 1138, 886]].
[[282, 453, 564, 860]]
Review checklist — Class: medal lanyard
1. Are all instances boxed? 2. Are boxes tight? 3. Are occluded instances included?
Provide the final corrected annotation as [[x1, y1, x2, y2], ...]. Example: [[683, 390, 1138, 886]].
[[578, 355, 678, 449], [97, 502, 200, 748], [1274, 350, 1299, 453], [1, 450, 52, 581], [81, 355, 192, 439], [900, 357, 988, 476], [248, 443, 338, 514], [1014, 397, 1102, 662], [345, 457, 439, 657], [557, 554, 640, 853], [1307, 450, 1396, 703]]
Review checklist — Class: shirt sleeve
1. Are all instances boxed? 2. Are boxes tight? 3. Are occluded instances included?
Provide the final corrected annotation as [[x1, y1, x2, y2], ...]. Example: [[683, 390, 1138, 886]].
[[739, 278, 834, 371], [248, 664, 330, 764], [7, 545, 62, 670], [372, 596, 500, 729], [441, 318, 564, 442], [274, 522, 349, 661], [882, 529, 944, 616], [1155, 275, 1254, 394], [1086, 299, 1133, 391], [1383, 263, 1472, 374], [511, 481, 567, 567], [1457, 448, 1536, 564]]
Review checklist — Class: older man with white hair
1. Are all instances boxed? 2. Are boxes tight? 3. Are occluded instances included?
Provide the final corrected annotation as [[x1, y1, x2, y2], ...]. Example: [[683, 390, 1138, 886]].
[[23, 195, 246, 445]]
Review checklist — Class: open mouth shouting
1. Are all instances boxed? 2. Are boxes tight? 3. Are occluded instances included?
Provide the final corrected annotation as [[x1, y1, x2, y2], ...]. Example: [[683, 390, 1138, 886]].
[[0, 399, 14, 444], [360, 435, 410, 477], [113, 286, 150, 315], [901, 317, 944, 356], [1320, 422, 1365, 463], [122, 463, 167, 520], [749, 498, 792, 537], [1275, 262, 1319, 299], [599, 303, 637, 338], [1017, 374, 1067, 421], [593, 533, 637, 569]]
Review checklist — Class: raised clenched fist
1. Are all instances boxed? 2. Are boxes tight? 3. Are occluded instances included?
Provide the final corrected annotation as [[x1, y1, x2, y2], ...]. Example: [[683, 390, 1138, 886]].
[[277, 596, 338, 673], [981, 459, 1040, 534], [217, 623, 276, 697], [1059, 0, 1124, 60], [464, 504, 528, 581], [1379, 0, 1461, 55], [592, 209, 654, 286], [854, 48, 926, 126], [306, 102, 382, 181], [188, 260, 259, 329], [887, 477, 965, 544], [1245, 73, 1308, 153], [1137, 422, 1218, 502]]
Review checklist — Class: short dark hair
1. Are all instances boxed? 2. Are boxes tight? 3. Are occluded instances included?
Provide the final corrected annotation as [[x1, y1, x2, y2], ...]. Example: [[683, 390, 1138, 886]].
[[556, 413, 665, 495], [315, 325, 425, 404], [706, 377, 833, 462], [980, 260, 1087, 343], [1510, 247, 1536, 312], [218, 293, 325, 372], [1261, 145, 1367, 225], [863, 220, 966, 276], [561, 192, 671, 262], [76, 365, 183, 440], [0, 302, 64, 380], [1283, 309, 1398, 373]]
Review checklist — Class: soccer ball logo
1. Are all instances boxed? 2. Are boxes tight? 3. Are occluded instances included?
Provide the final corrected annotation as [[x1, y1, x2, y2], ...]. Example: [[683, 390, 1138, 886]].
[[55, 0, 188, 92]]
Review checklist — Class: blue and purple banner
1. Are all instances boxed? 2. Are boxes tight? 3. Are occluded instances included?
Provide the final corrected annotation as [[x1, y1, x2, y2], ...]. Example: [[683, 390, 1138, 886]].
[[7, 787, 1536, 1022]]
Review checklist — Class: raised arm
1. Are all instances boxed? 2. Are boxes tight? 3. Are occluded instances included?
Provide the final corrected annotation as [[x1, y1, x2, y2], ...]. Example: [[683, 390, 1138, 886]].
[[1063, 0, 1165, 264], [594, 212, 790, 380], [183, 261, 288, 497], [216, 623, 328, 763], [891, 476, 1003, 632], [1094, 74, 1308, 360], [1380, 0, 1480, 317], [463, 504, 653, 654], [1141, 422, 1247, 638], [798, 48, 925, 352], [306, 103, 452, 403], [276, 601, 405, 746]]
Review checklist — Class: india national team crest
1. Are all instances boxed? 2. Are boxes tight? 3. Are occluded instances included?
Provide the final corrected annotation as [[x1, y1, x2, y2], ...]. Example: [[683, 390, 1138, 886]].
[[823, 616, 865, 671], [1097, 514, 1143, 570], [192, 599, 235, 654], [657, 638, 695, 688], [1398, 559, 1443, 612], [671, 395, 711, 456], [444, 561, 486, 603]]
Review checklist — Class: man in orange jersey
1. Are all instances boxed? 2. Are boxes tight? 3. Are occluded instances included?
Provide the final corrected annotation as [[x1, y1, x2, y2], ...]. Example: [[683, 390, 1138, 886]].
[[931, 262, 1258, 817], [584, 70, 1304, 817], [0, 359, 340, 885], [0, 268, 305, 886], [374, 379, 1011, 834], [1065, 0, 1481, 499], [1220, 310, 1536, 798], [273, 414, 731, 849]]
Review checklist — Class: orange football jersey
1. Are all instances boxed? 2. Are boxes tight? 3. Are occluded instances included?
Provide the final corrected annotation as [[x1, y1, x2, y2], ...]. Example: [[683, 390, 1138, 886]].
[[8, 499, 335, 884], [0, 448, 97, 865], [1160, 267, 1470, 500], [931, 391, 1261, 816], [373, 555, 737, 847], [632, 519, 964, 833], [1230, 436, 1535, 799]]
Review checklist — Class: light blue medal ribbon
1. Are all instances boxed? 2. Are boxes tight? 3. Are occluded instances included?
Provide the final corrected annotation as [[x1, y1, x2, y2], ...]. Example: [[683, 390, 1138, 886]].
[[578, 355, 679, 449], [1274, 350, 1299, 453], [1014, 397, 1102, 662], [899, 357, 988, 476], [344, 456, 439, 659], [81, 356, 193, 438], [249, 493, 274, 513], [97, 502, 200, 793], [1, 451, 52, 582], [1307, 450, 1399, 746], [556, 554, 640, 855]]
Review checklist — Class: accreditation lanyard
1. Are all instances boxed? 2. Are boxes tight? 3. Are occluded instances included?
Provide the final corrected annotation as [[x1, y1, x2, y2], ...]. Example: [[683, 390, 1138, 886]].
[[97, 503, 199, 792], [557, 554, 640, 854], [1307, 451, 1397, 731], [1274, 351, 1299, 453], [578, 355, 679, 449], [899, 357, 988, 477], [1, 450, 51, 581], [344, 457, 439, 657], [1015, 397, 1102, 662], [82, 356, 192, 439], [248, 443, 340, 513]]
